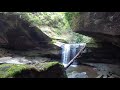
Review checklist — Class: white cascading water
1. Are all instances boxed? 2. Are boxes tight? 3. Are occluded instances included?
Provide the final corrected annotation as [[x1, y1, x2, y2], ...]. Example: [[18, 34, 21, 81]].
[[61, 43, 86, 67], [62, 44, 71, 65]]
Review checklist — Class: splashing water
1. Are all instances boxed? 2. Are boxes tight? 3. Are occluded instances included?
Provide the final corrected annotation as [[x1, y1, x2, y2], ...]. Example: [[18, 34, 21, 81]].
[[61, 43, 86, 67]]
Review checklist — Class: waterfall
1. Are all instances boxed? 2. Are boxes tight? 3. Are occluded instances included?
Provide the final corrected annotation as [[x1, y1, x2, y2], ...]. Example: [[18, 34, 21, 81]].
[[61, 43, 86, 67], [62, 44, 71, 64]]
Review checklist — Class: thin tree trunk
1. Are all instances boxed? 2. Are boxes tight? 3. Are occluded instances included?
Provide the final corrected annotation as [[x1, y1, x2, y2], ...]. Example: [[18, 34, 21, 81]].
[[65, 45, 86, 70]]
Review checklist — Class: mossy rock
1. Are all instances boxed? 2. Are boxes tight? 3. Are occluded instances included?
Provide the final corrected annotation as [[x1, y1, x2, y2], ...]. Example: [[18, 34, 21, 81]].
[[0, 62, 67, 78], [86, 43, 100, 48]]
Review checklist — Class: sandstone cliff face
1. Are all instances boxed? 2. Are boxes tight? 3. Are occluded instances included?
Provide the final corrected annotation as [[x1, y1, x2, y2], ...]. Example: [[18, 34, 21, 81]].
[[72, 12, 120, 47], [0, 13, 54, 50]]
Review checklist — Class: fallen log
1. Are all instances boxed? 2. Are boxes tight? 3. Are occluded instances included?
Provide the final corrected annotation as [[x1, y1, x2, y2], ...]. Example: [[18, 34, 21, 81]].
[[65, 45, 86, 70]]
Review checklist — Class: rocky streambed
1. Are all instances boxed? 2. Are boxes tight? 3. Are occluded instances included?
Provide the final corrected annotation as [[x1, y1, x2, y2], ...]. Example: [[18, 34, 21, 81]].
[[66, 63, 120, 78]]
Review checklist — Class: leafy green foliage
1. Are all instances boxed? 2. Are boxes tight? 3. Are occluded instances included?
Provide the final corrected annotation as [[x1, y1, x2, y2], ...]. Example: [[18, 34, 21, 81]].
[[7, 12, 94, 44], [13, 12, 69, 39], [14, 12, 67, 30], [61, 29, 94, 43], [65, 12, 80, 27]]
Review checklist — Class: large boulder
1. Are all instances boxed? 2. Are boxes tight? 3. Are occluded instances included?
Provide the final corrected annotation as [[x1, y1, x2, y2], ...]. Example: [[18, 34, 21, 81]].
[[71, 12, 120, 47], [0, 62, 67, 78]]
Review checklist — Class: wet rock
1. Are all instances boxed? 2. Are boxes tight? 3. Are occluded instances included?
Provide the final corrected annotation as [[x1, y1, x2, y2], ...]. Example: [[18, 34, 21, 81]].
[[0, 56, 52, 65], [67, 71, 88, 78], [84, 63, 120, 78], [0, 57, 30, 64]]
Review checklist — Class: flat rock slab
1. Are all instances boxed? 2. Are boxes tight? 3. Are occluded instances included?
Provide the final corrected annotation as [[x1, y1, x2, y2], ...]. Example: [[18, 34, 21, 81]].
[[0, 57, 30, 64], [0, 56, 50, 65]]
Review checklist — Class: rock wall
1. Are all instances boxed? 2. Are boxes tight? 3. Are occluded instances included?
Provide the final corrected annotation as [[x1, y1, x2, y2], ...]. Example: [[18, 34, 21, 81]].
[[0, 13, 56, 50], [77, 42, 120, 64], [72, 12, 120, 47]]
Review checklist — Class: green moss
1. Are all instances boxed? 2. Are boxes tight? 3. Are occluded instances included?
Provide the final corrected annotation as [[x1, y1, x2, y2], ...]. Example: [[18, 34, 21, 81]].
[[0, 62, 66, 78], [86, 43, 98, 48], [86, 43, 102, 48], [37, 62, 63, 71], [0, 64, 34, 78]]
